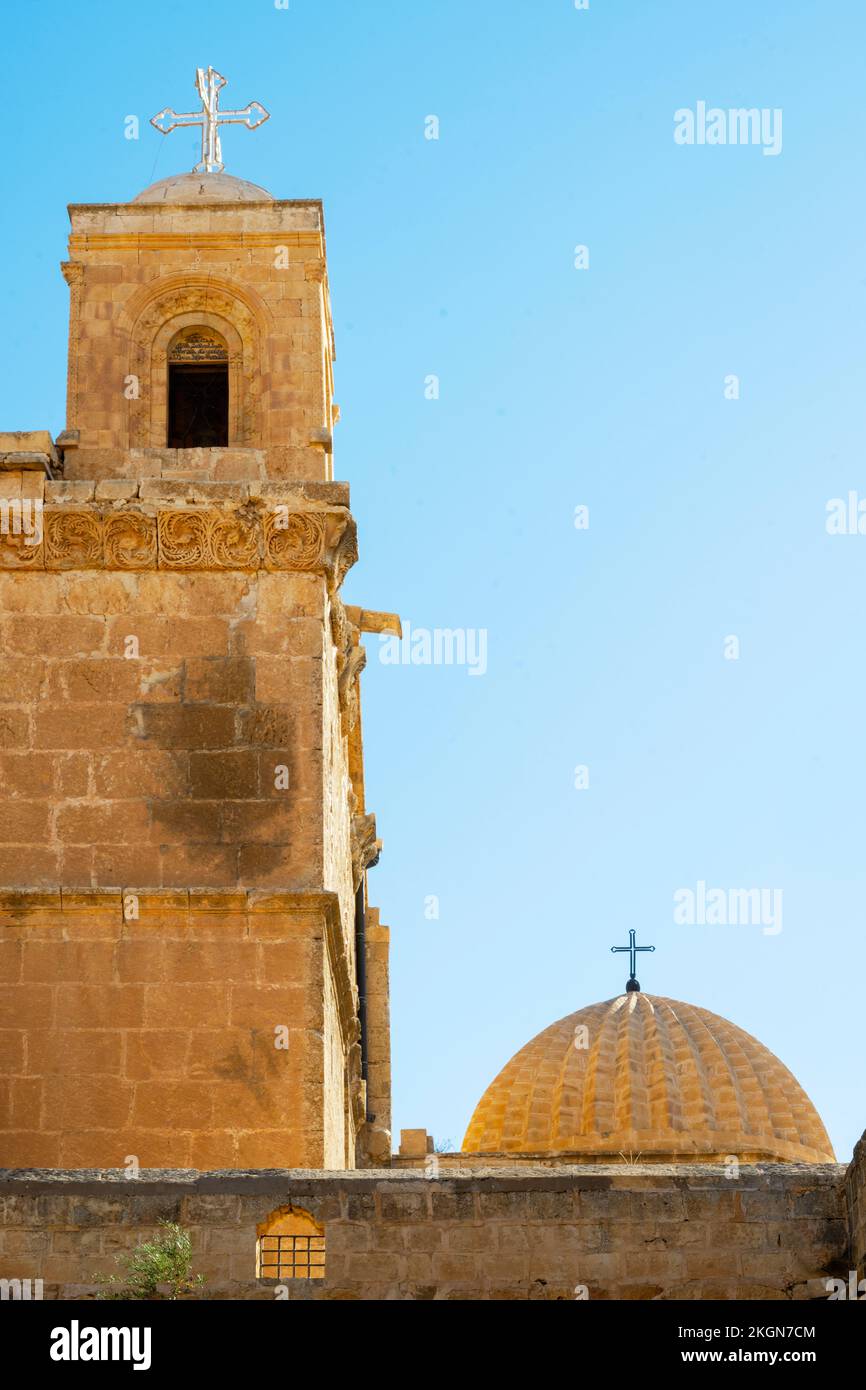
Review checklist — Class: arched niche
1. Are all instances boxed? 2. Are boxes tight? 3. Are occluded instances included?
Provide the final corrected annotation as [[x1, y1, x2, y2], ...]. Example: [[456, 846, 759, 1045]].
[[256, 1205, 325, 1281], [125, 281, 267, 448]]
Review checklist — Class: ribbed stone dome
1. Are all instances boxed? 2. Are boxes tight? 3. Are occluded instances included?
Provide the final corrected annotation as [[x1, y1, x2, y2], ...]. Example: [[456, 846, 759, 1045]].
[[462, 993, 835, 1163], [132, 171, 274, 204]]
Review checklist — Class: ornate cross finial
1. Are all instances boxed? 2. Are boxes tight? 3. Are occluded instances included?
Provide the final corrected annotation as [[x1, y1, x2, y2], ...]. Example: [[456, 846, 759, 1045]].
[[610, 929, 655, 994], [150, 66, 269, 174]]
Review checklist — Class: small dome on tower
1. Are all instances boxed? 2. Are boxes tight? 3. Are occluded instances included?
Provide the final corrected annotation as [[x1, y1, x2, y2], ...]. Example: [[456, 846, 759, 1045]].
[[132, 171, 274, 204], [462, 993, 835, 1164]]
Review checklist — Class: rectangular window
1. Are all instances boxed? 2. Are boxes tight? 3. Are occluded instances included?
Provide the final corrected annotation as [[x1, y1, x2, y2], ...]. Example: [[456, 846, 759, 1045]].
[[168, 362, 229, 448], [258, 1234, 326, 1280]]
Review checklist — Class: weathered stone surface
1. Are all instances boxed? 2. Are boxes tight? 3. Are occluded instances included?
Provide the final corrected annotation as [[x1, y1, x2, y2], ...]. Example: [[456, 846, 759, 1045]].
[[845, 1132, 866, 1281], [0, 1164, 851, 1300]]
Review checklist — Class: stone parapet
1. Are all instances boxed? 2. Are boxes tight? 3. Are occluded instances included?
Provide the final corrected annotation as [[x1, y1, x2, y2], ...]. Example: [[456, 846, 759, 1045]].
[[0, 1164, 849, 1300]]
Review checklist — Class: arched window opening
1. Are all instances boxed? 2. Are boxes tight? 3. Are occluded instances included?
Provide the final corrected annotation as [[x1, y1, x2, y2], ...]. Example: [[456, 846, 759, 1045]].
[[167, 327, 229, 448], [256, 1206, 325, 1281]]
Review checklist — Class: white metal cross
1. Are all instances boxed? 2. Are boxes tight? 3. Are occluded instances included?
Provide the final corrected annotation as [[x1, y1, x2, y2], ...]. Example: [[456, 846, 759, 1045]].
[[150, 66, 269, 174]]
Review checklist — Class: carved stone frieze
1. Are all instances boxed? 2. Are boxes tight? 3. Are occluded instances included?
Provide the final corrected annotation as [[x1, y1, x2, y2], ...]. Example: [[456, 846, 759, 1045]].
[[0, 528, 43, 569], [44, 510, 103, 569], [157, 510, 211, 569], [103, 512, 157, 569], [0, 505, 357, 580], [208, 509, 259, 569], [263, 509, 324, 571]]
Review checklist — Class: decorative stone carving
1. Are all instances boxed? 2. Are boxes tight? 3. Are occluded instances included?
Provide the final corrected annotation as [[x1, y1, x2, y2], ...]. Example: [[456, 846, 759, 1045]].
[[5, 504, 355, 578], [0, 528, 43, 569], [330, 596, 364, 733], [328, 516, 359, 591], [329, 594, 350, 656], [44, 510, 103, 569], [339, 645, 366, 736], [207, 508, 259, 569], [103, 513, 158, 570], [158, 510, 211, 569], [351, 811, 380, 891], [264, 510, 325, 570]]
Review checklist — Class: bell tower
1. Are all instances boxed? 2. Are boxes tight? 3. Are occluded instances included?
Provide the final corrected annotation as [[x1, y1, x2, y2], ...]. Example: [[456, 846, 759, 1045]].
[[61, 180, 337, 478], [0, 71, 394, 1173]]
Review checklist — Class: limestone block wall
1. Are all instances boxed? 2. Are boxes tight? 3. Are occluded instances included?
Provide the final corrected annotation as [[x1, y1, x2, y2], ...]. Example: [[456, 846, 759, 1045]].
[[845, 1132, 866, 1280], [65, 448, 331, 486], [0, 484, 356, 893], [0, 1166, 849, 1301], [0, 891, 362, 1170], [0, 470, 383, 1170], [0, 562, 321, 888]]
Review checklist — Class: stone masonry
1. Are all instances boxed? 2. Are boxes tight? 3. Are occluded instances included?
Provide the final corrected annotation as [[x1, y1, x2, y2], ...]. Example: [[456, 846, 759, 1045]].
[[0, 1161, 856, 1301], [0, 179, 394, 1173]]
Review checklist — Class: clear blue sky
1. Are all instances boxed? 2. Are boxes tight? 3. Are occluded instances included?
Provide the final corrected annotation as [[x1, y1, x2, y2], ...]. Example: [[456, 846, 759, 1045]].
[[3, 1, 864, 1161]]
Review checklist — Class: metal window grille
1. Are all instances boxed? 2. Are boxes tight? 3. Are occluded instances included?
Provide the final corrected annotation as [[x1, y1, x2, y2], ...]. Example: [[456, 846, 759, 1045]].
[[259, 1234, 325, 1280]]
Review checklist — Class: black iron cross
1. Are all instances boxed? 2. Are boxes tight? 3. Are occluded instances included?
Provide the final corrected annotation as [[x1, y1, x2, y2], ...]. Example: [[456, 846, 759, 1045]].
[[610, 930, 655, 993]]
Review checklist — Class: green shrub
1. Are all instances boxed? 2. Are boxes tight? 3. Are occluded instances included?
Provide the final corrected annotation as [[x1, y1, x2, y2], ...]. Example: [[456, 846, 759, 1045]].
[[93, 1221, 205, 1301]]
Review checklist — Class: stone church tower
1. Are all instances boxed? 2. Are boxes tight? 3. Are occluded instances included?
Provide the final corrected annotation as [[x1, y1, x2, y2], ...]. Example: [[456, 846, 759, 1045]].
[[0, 157, 394, 1172], [2, 86, 864, 1304]]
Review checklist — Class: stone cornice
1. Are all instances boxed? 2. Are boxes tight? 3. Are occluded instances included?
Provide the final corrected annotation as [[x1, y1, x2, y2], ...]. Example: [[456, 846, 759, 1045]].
[[68, 231, 324, 253], [67, 198, 326, 216], [0, 503, 357, 583]]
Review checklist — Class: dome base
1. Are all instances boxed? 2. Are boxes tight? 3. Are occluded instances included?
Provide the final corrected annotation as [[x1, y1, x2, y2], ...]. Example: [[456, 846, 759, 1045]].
[[132, 171, 274, 204]]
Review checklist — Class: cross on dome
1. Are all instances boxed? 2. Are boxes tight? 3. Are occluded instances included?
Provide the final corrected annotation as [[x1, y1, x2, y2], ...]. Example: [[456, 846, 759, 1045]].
[[610, 929, 655, 993]]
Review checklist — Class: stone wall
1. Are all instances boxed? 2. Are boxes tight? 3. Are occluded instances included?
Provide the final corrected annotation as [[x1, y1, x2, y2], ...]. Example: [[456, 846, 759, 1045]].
[[0, 469, 388, 1169], [0, 494, 351, 892], [0, 891, 361, 1170], [845, 1132, 866, 1281], [0, 1165, 848, 1301]]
